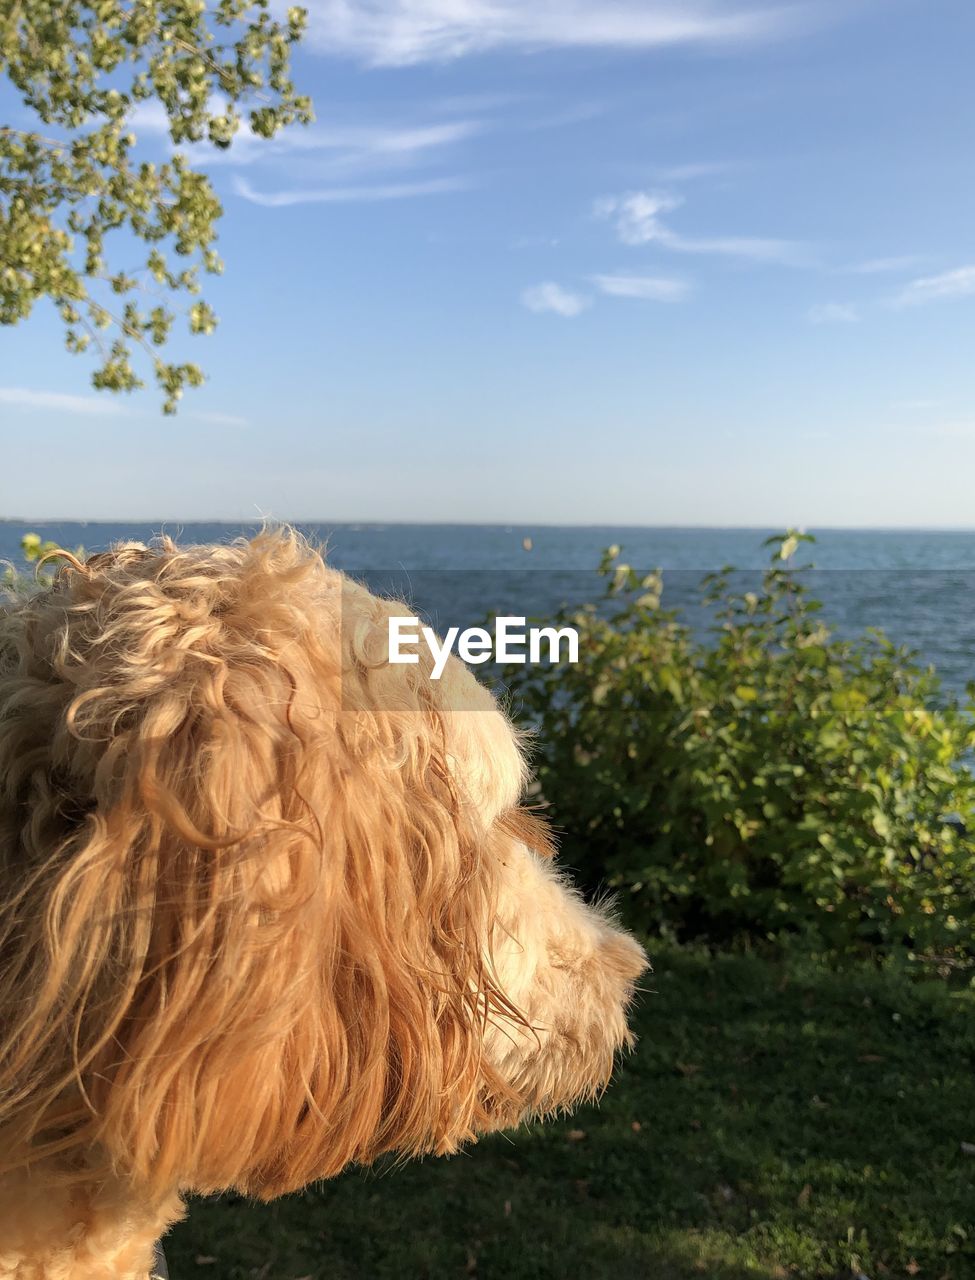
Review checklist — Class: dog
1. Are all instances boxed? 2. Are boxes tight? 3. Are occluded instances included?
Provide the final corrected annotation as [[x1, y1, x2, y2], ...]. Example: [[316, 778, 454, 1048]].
[[0, 529, 647, 1279]]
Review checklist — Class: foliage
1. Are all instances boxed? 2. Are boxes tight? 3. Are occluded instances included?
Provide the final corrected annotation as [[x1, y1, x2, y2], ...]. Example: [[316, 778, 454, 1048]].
[[165, 944, 975, 1279], [1, 1, 312, 411], [498, 533, 975, 962], [1, 531, 85, 590]]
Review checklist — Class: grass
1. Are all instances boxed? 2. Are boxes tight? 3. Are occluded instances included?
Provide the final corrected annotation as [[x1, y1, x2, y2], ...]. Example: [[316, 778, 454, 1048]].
[[164, 945, 975, 1280]]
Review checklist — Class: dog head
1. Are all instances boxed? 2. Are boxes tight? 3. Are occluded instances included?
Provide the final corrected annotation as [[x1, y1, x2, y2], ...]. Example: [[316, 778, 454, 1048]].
[[0, 530, 646, 1202]]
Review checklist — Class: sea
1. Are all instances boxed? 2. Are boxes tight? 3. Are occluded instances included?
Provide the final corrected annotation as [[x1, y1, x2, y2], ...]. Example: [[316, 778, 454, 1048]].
[[2, 521, 974, 697]]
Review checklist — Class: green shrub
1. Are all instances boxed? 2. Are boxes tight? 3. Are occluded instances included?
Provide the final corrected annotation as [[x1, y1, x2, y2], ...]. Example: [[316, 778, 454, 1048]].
[[2, 533, 84, 592], [498, 533, 975, 962]]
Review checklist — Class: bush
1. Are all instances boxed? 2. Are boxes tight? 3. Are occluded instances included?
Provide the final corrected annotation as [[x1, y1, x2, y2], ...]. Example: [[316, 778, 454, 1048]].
[[498, 533, 975, 962], [2, 533, 84, 593]]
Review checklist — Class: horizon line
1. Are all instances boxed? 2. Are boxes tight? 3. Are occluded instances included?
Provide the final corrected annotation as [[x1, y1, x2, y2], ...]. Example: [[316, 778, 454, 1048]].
[[5, 518, 975, 534]]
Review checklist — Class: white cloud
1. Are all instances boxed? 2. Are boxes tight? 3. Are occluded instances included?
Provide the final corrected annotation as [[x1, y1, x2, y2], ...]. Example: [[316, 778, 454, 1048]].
[[0, 387, 253, 426], [430, 91, 530, 113], [128, 102, 171, 136], [887, 418, 975, 442], [209, 119, 481, 169], [807, 302, 859, 324], [191, 410, 250, 427], [233, 175, 470, 207], [842, 254, 924, 275], [592, 273, 690, 301], [893, 265, 975, 307], [511, 234, 561, 249], [675, 232, 806, 263], [303, 1, 808, 66], [593, 190, 682, 245], [930, 421, 975, 440], [0, 386, 129, 416], [891, 398, 943, 411], [594, 189, 807, 264], [340, 121, 480, 155], [523, 102, 608, 131], [649, 160, 740, 183], [520, 282, 590, 317], [130, 101, 481, 175]]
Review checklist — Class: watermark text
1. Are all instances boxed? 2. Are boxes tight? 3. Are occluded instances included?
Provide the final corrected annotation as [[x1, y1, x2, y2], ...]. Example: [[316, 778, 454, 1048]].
[[389, 616, 579, 680]]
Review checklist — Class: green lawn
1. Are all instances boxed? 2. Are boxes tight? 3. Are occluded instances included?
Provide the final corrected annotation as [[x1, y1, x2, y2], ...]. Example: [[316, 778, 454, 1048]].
[[165, 946, 975, 1280]]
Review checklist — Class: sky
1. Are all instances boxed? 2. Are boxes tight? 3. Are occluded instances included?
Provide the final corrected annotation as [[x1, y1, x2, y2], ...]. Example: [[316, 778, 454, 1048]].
[[2, 0, 974, 525]]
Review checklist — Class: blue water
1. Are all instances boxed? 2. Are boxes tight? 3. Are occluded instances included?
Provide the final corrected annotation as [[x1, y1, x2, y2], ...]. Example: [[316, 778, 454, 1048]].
[[3, 521, 974, 695]]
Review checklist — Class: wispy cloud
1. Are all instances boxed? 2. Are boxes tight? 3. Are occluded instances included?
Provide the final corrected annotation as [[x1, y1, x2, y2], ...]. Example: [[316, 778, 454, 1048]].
[[807, 302, 859, 324], [0, 386, 251, 426], [233, 175, 470, 207], [511, 234, 561, 250], [893, 265, 975, 307], [648, 160, 741, 183], [929, 421, 975, 440], [893, 418, 975, 442], [592, 273, 691, 301], [594, 191, 681, 245], [132, 102, 482, 154], [523, 102, 608, 131], [303, 1, 809, 67], [192, 410, 250, 427], [429, 91, 530, 113], [842, 254, 925, 275], [671, 232, 806, 263], [131, 101, 482, 177], [0, 386, 129, 416], [127, 101, 171, 136], [594, 190, 808, 264], [211, 120, 481, 171], [521, 282, 591, 317], [891, 398, 943, 411]]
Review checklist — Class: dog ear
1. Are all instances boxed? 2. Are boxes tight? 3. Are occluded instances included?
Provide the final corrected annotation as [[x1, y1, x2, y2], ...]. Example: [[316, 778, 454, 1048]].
[[0, 532, 521, 1199]]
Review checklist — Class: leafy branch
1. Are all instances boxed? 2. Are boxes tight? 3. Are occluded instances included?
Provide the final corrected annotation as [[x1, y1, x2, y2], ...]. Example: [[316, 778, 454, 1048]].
[[0, 1, 313, 411]]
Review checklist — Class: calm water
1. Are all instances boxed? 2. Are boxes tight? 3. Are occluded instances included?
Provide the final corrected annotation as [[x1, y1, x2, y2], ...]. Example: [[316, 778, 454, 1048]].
[[3, 521, 974, 695]]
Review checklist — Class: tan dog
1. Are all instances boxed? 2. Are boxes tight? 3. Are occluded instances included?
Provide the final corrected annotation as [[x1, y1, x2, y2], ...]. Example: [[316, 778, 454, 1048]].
[[0, 530, 647, 1279]]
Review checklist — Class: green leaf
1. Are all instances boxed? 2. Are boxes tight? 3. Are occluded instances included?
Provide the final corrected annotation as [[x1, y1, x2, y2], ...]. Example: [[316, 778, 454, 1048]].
[[734, 685, 759, 702], [0, 0, 313, 412]]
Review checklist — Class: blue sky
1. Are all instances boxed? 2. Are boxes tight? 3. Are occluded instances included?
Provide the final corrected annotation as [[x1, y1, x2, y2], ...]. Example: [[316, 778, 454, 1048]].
[[2, 0, 975, 524]]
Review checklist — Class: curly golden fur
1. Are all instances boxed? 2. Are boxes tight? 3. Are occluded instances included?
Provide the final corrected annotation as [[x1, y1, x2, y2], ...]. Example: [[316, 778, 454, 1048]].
[[0, 529, 647, 1278]]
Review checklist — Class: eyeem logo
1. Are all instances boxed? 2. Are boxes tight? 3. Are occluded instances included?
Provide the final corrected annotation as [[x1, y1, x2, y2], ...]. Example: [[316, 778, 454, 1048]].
[[389, 616, 579, 680]]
